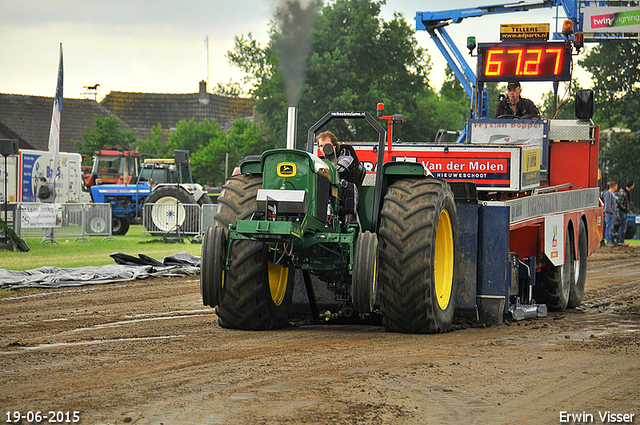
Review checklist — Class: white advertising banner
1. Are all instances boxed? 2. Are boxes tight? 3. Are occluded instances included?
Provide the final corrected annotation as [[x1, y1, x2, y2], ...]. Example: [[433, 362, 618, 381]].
[[20, 203, 63, 228], [584, 6, 640, 33], [544, 214, 564, 267]]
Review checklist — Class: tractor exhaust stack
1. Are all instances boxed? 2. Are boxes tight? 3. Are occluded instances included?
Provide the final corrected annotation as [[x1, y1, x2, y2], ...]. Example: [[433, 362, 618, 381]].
[[286, 106, 297, 150]]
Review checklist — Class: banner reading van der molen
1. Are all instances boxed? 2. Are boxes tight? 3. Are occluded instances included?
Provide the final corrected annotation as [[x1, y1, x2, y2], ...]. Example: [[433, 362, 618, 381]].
[[586, 6, 640, 32]]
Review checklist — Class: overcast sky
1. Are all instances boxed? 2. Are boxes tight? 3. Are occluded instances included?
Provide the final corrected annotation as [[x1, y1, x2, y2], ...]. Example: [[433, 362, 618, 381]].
[[0, 0, 592, 104]]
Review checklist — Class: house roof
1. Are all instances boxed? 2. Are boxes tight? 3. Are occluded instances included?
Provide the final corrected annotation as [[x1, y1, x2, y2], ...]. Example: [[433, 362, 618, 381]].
[[0, 82, 256, 155], [100, 81, 255, 132], [0, 94, 116, 153]]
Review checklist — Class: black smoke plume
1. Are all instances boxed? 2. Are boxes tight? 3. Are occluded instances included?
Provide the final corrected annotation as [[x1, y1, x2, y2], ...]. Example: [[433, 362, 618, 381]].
[[272, 0, 320, 107]]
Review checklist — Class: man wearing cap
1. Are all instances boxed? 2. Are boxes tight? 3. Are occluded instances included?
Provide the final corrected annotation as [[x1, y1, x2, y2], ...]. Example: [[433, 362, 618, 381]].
[[494, 79, 541, 119]]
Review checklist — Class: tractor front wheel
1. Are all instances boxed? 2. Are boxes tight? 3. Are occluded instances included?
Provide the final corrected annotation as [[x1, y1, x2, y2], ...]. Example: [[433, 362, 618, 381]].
[[378, 178, 458, 334], [216, 241, 294, 330], [352, 231, 378, 314], [112, 215, 130, 236], [201, 226, 226, 307]]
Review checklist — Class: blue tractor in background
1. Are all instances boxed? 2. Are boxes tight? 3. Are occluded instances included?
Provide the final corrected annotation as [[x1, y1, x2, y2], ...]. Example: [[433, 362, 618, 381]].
[[87, 150, 212, 236]]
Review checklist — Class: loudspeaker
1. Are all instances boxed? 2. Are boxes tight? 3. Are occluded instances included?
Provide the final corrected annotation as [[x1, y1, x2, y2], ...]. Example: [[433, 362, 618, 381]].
[[174, 150, 189, 164], [0, 139, 18, 156], [575, 89, 594, 120]]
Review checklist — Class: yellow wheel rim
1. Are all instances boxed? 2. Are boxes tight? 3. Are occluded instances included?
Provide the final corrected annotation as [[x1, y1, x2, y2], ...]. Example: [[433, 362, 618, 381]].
[[372, 255, 377, 297], [268, 261, 289, 306], [434, 209, 454, 310], [221, 247, 225, 290]]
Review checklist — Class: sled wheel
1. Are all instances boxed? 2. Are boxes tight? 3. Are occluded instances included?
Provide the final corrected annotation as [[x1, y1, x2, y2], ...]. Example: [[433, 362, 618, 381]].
[[216, 241, 294, 330], [378, 178, 459, 334], [201, 226, 226, 307], [568, 220, 588, 309], [352, 231, 378, 314], [536, 225, 573, 311]]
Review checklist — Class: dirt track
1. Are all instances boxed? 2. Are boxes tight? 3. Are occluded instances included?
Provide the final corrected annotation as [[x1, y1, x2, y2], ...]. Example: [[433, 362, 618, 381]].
[[1, 246, 639, 425]]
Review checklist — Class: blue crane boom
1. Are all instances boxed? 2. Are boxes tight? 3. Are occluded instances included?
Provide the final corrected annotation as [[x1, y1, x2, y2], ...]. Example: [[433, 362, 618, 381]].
[[415, 1, 579, 125], [414, 0, 637, 128]]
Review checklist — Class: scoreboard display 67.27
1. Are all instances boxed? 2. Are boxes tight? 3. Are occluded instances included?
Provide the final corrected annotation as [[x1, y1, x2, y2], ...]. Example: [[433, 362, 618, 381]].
[[476, 41, 572, 83]]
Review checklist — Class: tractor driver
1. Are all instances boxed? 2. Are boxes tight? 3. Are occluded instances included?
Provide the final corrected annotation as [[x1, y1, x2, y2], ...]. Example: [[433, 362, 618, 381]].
[[317, 131, 362, 226], [494, 79, 541, 119]]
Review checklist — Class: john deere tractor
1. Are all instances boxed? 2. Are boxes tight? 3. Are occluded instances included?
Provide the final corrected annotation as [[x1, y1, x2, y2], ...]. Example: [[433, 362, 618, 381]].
[[200, 107, 459, 333]]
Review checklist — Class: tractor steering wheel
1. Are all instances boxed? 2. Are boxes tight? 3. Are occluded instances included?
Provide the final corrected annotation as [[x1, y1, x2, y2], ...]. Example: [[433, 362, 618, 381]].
[[496, 115, 519, 120]]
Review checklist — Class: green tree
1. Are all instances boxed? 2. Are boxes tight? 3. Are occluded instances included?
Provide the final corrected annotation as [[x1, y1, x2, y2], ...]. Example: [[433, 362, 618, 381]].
[[213, 79, 244, 97], [439, 65, 468, 129], [484, 82, 504, 117], [74, 115, 137, 161], [600, 130, 640, 185], [228, 0, 456, 146], [579, 40, 640, 131], [137, 124, 171, 158], [540, 79, 580, 120], [165, 119, 226, 184], [167, 119, 226, 158], [166, 118, 267, 186], [439, 65, 467, 105]]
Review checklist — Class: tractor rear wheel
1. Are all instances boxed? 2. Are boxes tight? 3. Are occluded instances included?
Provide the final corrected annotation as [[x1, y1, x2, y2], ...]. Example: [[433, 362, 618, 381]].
[[536, 225, 573, 311], [568, 221, 588, 309], [216, 241, 294, 330], [378, 178, 459, 334], [352, 231, 378, 314], [214, 174, 262, 233], [144, 186, 196, 234], [201, 226, 225, 307]]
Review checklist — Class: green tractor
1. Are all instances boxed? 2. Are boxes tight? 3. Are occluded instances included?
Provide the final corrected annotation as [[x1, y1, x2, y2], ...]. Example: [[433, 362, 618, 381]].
[[200, 107, 459, 333]]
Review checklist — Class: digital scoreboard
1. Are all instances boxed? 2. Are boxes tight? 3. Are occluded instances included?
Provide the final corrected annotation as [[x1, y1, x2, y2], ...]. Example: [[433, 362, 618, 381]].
[[477, 42, 572, 83]]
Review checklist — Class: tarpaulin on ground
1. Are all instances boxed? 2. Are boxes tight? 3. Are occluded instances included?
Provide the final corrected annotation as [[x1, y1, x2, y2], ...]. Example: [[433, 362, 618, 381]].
[[0, 252, 200, 290]]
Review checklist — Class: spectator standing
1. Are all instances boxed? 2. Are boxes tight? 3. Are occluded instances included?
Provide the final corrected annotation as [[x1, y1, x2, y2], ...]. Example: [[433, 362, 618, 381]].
[[37, 177, 54, 203], [616, 180, 634, 247], [603, 181, 618, 247], [37, 177, 56, 242]]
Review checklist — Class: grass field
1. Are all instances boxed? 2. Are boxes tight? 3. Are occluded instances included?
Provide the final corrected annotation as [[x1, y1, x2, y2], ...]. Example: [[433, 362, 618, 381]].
[[0, 225, 203, 271], [2, 225, 637, 272]]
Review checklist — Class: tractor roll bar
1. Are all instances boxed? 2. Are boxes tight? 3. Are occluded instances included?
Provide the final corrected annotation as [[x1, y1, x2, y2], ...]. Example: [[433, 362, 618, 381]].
[[305, 111, 387, 232]]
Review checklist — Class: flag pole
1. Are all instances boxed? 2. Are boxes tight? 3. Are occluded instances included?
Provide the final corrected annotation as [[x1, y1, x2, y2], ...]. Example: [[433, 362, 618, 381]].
[[44, 43, 63, 244], [48, 43, 63, 202]]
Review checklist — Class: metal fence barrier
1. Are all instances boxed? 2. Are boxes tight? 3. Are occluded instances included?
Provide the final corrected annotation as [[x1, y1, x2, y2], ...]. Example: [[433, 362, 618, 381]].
[[200, 204, 218, 233], [142, 202, 201, 237], [9, 202, 112, 242], [3, 201, 218, 243]]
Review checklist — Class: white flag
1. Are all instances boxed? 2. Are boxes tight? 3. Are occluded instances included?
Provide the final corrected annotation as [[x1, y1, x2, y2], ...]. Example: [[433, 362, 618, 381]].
[[48, 43, 63, 193]]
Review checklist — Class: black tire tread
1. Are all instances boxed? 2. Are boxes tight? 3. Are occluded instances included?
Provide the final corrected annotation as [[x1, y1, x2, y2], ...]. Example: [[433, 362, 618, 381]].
[[378, 178, 458, 334], [144, 186, 196, 233], [214, 175, 262, 233], [352, 231, 378, 314], [216, 241, 293, 330], [568, 220, 588, 308], [536, 226, 573, 311], [112, 215, 130, 236]]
